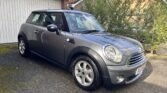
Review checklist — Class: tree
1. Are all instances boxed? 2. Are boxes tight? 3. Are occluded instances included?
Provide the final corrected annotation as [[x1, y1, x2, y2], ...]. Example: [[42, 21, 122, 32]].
[[82, 0, 167, 51], [150, 0, 167, 49]]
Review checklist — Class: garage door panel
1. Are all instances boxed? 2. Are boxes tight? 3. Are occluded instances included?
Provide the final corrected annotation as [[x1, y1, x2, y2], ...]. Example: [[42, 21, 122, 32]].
[[0, 0, 61, 43]]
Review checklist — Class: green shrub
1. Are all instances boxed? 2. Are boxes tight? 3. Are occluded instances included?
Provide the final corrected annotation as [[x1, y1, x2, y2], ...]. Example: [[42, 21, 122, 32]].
[[82, 0, 167, 51], [150, 1, 167, 49]]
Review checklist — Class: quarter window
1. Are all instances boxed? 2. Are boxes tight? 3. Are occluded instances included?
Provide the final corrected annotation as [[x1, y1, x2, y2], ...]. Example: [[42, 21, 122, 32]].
[[32, 14, 40, 23], [27, 13, 44, 26]]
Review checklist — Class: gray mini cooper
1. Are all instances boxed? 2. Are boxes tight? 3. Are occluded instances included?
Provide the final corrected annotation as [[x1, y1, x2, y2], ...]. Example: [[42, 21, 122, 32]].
[[18, 9, 147, 90]]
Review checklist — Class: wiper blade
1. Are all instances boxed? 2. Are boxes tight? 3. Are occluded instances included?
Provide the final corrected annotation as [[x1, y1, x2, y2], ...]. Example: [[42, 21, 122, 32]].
[[72, 30, 105, 33], [83, 30, 99, 33]]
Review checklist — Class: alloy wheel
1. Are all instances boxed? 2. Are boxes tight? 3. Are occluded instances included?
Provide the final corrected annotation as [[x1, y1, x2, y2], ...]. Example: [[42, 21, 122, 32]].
[[74, 60, 95, 87], [19, 40, 26, 55]]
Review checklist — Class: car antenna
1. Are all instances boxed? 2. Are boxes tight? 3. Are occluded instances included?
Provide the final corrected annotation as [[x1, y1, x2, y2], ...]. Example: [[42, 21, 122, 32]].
[[68, 0, 83, 10]]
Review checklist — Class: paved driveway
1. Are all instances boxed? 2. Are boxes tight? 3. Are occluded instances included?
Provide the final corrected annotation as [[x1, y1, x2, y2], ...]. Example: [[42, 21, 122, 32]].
[[0, 45, 167, 93]]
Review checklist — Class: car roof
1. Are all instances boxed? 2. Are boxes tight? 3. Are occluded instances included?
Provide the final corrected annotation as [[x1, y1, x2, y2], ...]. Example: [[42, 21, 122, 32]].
[[32, 9, 91, 15]]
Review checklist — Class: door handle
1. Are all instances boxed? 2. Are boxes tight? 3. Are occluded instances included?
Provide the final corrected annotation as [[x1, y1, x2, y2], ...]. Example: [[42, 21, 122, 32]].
[[34, 30, 39, 33]]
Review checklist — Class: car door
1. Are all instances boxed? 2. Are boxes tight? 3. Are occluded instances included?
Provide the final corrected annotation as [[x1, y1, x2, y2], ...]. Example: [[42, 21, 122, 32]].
[[26, 12, 45, 53], [40, 12, 70, 64]]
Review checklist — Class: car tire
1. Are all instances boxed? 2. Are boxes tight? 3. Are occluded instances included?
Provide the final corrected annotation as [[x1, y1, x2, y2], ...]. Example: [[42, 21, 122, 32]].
[[71, 55, 101, 91], [18, 37, 29, 57]]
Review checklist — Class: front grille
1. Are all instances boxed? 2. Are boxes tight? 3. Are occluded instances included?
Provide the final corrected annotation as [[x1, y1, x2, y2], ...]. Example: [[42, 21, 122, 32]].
[[129, 53, 144, 65]]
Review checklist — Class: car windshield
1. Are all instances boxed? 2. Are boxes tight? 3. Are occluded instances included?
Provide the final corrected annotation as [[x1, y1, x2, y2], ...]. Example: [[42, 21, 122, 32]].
[[65, 12, 105, 33]]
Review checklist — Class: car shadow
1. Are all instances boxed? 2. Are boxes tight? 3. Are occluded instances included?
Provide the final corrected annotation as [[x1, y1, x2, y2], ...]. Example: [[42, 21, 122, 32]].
[[96, 81, 167, 93], [2, 46, 166, 93], [26, 52, 153, 90], [26, 52, 70, 72], [13, 49, 153, 91]]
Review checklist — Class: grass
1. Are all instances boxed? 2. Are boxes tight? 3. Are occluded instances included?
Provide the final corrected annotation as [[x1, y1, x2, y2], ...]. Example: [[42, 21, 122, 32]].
[[0, 44, 17, 55]]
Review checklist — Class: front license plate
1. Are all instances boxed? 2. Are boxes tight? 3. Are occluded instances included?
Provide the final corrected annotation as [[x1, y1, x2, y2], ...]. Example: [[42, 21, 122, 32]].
[[135, 65, 145, 75]]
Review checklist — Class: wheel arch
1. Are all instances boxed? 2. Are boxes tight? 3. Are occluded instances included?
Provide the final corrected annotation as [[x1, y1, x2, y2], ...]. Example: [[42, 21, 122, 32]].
[[66, 46, 110, 84], [18, 32, 27, 41], [18, 32, 29, 49]]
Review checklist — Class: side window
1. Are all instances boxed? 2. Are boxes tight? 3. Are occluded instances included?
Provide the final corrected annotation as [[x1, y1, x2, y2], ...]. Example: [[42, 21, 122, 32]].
[[41, 13, 68, 31], [31, 14, 40, 23], [27, 13, 44, 26], [41, 14, 54, 27]]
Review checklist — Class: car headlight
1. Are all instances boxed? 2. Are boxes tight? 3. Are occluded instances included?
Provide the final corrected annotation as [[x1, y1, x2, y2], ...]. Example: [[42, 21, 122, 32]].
[[104, 45, 122, 63]]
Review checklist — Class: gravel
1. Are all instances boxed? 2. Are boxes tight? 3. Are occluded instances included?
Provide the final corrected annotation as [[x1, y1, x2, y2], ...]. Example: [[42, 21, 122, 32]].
[[0, 46, 167, 93]]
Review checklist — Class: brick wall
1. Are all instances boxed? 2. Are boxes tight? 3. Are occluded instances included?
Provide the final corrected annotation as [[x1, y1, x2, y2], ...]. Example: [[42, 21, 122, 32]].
[[62, 0, 70, 9]]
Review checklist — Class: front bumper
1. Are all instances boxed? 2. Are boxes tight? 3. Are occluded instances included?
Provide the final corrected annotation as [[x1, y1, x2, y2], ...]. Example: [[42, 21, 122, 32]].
[[106, 58, 147, 85]]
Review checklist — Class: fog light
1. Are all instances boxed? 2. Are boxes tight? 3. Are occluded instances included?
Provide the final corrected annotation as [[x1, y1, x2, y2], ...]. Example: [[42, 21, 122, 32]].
[[116, 76, 125, 83]]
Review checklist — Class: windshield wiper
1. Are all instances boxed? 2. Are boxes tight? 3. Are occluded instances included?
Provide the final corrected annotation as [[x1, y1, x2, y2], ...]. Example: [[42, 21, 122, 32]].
[[83, 30, 100, 33], [72, 30, 105, 34]]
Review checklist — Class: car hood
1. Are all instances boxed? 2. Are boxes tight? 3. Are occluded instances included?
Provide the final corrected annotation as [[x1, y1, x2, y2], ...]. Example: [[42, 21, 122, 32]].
[[81, 32, 144, 53]]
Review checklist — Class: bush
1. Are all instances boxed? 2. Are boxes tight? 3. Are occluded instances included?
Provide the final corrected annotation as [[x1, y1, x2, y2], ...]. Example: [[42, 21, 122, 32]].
[[82, 0, 167, 51], [150, 1, 167, 49]]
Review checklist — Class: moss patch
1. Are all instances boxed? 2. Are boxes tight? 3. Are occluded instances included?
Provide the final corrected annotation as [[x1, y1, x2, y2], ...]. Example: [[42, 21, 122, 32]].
[[0, 66, 16, 93], [0, 66, 23, 93], [0, 44, 17, 55], [0, 44, 25, 93]]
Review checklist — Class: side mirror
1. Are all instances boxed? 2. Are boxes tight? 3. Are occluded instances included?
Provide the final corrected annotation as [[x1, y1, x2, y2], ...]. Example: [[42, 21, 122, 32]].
[[47, 24, 59, 34]]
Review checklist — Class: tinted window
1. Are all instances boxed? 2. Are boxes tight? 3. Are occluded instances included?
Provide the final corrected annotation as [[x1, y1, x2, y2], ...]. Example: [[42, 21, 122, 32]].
[[31, 14, 40, 23], [27, 13, 44, 26], [41, 13, 68, 31]]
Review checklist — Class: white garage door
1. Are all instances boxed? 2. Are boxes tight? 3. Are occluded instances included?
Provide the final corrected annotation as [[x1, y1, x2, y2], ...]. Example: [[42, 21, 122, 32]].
[[0, 0, 61, 43]]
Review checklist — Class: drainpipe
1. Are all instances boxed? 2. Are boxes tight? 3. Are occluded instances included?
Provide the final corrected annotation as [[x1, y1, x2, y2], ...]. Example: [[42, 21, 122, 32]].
[[68, 0, 84, 10]]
